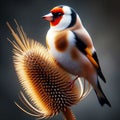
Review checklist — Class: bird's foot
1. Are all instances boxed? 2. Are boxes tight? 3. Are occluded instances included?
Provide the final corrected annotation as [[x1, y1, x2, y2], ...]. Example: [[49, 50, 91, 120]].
[[67, 75, 79, 89]]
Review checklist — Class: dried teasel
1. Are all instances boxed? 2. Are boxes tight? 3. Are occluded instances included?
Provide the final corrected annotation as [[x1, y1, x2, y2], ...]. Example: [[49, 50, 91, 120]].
[[7, 21, 91, 120]]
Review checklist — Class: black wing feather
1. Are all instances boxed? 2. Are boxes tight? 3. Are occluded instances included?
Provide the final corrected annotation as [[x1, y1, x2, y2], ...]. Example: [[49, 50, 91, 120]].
[[73, 31, 106, 83], [73, 32, 87, 55], [92, 52, 106, 82]]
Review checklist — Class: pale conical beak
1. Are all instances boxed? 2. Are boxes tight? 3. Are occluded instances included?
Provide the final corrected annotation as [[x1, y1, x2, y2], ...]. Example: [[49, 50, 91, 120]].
[[42, 13, 53, 21]]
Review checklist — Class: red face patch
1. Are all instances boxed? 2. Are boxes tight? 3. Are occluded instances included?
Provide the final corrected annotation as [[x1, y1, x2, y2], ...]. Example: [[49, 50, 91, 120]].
[[50, 7, 64, 26]]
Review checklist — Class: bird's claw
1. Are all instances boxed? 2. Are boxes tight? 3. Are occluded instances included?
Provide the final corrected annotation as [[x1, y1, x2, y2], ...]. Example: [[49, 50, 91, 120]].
[[67, 75, 79, 89]]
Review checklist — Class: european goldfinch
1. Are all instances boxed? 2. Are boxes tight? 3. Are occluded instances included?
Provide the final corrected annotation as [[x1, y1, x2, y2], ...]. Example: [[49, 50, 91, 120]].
[[43, 5, 111, 107]]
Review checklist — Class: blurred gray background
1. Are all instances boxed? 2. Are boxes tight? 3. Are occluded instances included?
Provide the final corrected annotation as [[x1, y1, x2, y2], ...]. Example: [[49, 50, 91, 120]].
[[0, 0, 120, 120]]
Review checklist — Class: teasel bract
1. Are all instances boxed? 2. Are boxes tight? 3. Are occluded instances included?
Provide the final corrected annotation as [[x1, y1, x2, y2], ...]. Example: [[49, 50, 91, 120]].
[[7, 21, 91, 120]]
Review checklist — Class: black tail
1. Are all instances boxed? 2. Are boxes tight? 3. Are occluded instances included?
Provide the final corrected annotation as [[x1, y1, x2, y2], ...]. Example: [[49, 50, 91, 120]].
[[94, 80, 111, 107]]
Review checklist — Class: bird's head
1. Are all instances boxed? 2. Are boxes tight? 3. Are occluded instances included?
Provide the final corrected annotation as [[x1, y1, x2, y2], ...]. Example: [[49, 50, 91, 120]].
[[42, 5, 78, 31]]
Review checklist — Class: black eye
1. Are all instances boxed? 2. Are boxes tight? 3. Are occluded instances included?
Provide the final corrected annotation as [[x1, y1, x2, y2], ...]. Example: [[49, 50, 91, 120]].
[[52, 12, 63, 18], [57, 12, 63, 16]]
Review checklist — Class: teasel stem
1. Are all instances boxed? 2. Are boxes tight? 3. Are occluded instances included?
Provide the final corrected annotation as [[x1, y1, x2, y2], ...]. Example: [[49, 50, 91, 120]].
[[62, 107, 75, 120]]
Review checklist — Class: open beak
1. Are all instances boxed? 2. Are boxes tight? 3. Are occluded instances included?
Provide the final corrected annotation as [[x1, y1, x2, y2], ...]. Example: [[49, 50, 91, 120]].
[[42, 13, 53, 21]]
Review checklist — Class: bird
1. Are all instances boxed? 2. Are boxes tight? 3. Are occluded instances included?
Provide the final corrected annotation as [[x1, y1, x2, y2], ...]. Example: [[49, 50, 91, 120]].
[[42, 5, 111, 107]]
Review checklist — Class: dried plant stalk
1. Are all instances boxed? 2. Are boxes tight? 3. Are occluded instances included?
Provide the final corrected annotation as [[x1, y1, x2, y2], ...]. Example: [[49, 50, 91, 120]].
[[7, 21, 91, 120]]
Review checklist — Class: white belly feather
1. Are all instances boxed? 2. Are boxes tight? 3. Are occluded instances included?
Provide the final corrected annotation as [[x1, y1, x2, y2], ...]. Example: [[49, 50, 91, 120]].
[[46, 29, 90, 75], [51, 47, 81, 75]]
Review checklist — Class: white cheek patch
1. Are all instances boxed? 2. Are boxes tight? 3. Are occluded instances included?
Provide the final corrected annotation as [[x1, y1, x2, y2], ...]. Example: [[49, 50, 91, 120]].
[[52, 15, 72, 31]]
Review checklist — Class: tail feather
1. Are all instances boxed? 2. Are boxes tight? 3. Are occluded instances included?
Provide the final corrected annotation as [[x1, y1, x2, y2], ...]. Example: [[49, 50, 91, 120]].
[[94, 79, 111, 107]]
